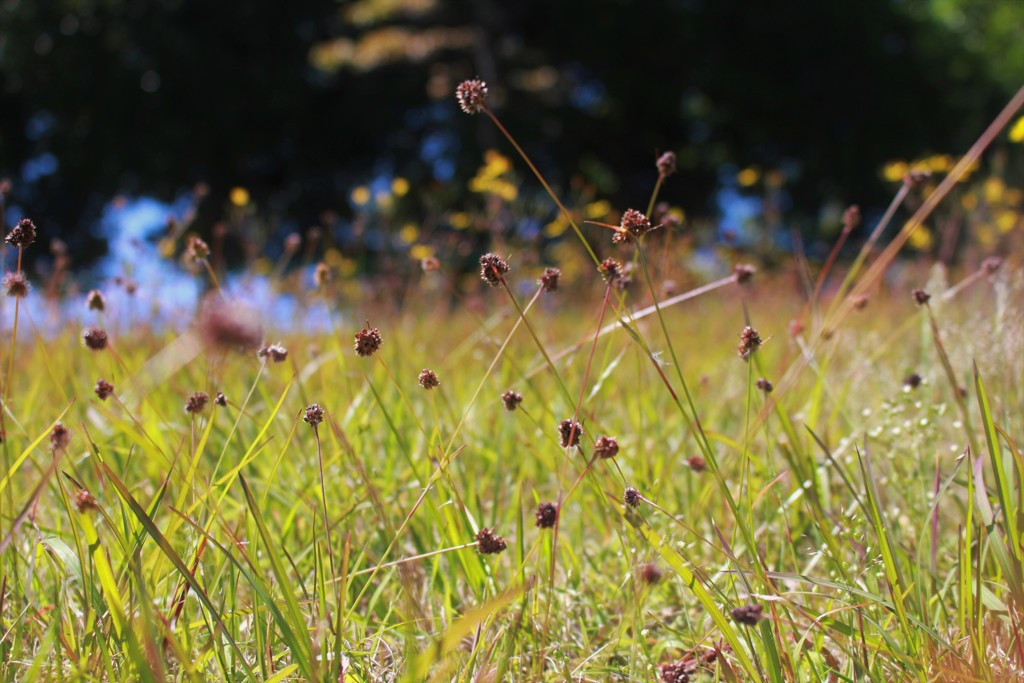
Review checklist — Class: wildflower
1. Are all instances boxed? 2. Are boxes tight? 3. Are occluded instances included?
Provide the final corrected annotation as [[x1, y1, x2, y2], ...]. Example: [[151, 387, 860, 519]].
[[755, 378, 773, 393], [687, 455, 706, 472], [842, 205, 861, 232], [418, 368, 440, 389], [733, 264, 756, 284], [593, 435, 619, 459], [539, 266, 561, 293], [598, 258, 623, 284], [354, 325, 382, 357], [479, 253, 509, 286], [82, 328, 108, 351], [199, 297, 262, 351], [558, 418, 583, 448], [535, 502, 558, 529], [737, 326, 761, 361], [656, 151, 677, 178], [94, 379, 114, 401], [50, 422, 71, 452], [313, 262, 332, 288], [186, 235, 210, 262], [214, 392, 227, 406], [904, 373, 922, 389], [86, 289, 105, 311], [613, 208, 652, 245], [5, 218, 36, 248], [912, 288, 931, 306], [475, 527, 507, 555], [659, 659, 696, 683], [455, 78, 488, 115], [258, 343, 288, 363], [303, 403, 324, 427], [639, 562, 662, 584], [501, 390, 523, 411], [185, 391, 209, 414], [75, 489, 99, 513], [623, 486, 640, 508], [851, 295, 868, 310], [731, 603, 764, 626], [2, 272, 29, 298]]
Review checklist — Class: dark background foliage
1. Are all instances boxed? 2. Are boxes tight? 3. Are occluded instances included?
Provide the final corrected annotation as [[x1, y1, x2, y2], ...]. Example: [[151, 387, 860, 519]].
[[0, 0, 1018, 264]]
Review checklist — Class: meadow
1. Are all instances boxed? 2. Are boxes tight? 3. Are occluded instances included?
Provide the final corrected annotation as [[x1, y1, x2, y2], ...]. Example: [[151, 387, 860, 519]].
[[0, 80, 1022, 682]]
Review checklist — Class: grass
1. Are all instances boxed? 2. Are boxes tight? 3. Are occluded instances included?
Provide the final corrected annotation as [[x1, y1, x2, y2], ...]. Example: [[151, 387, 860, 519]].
[[0, 81, 1022, 682]]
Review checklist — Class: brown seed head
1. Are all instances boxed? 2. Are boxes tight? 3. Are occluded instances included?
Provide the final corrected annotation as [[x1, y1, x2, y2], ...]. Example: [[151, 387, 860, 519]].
[[258, 344, 289, 363], [687, 455, 707, 472], [475, 527, 507, 555], [185, 391, 209, 414], [50, 422, 71, 452], [731, 602, 764, 626], [86, 289, 105, 311], [842, 204, 861, 232], [659, 659, 694, 683], [623, 486, 640, 508], [656, 151, 677, 178], [598, 258, 623, 284], [214, 391, 227, 406], [539, 266, 561, 293], [904, 373, 922, 389], [3, 272, 29, 298], [75, 489, 99, 513], [593, 435, 619, 459], [82, 327, 108, 351], [455, 78, 489, 114], [6, 218, 36, 248], [354, 325, 382, 357], [304, 403, 325, 427], [639, 562, 663, 584], [199, 297, 262, 352], [418, 368, 440, 389], [501, 390, 523, 411], [94, 379, 114, 400], [186, 235, 210, 261], [982, 256, 1003, 274], [613, 208, 652, 245], [479, 253, 509, 286], [755, 377, 773, 393], [313, 262, 332, 288], [851, 294, 869, 310], [912, 288, 931, 306], [737, 326, 761, 361], [733, 264, 756, 284], [535, 502, 558, 529], [558, 418, 583, 448]]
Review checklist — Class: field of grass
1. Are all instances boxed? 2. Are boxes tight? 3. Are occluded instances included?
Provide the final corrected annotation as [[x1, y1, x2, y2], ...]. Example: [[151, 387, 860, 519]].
[[1, 82, 1023, 683]]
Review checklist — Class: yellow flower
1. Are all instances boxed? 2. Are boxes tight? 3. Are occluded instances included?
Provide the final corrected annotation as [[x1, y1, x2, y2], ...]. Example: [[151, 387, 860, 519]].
[[584, 200, 611, 219], [995, 210, 1018, 234], [230, 187, 250, 207], [882, 161, 908, 183], [410, 243, 433, 260], [906, 223, 933, 250], [737, 166, 760, 187], [351, 186, 371, 206], [398, 223, 419, 244], [391, 176, 410, 197], [1009, 115, 1024, 143]]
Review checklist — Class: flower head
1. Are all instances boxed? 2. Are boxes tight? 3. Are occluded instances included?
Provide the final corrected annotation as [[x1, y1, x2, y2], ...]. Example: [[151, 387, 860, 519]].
[[94, 379, 114, 401], [455, 79, 488, 114], [686, 455, 706, 472], [354, 325, 383, 357], [185, 391, 209, 414], [755, 377, 773, 394], [731, 603, 764, 626], [5, 218, 36, 248], [2, 272, 29, 298], [535, 502, 558, 529], [86, 289, 105, 311], [598, 258, 623, 284], [479, 253, 509, 287], [623, 486, 641, 508], [475, 527, 507, 555], [501, 390, 523, 411], [912, 288, 931, 306], [186, 235, 210, 262], [418, 368, 440, 389], [613, 209, 652, 245], [593, 435, 619, 459], [539, 267, 561, 293], [842, 204, 861, 232], [656, 151, 677, 178], [50, 422, 71, 452], [733, 264, 756, 284], [737, 326, 761, 361], [904, 373, 922, 389], [558, 418, 583, 448], [303, 403, 324, 427], [258, 343, 289, 363], [75, 489, 99, 513], [82, 328, 108, 351], [214, 392, 227, 406]]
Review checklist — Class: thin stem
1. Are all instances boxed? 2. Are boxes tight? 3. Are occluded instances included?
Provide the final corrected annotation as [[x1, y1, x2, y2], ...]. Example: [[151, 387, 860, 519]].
[[338, 542, 479, 581], [313, 426, 337, 597]]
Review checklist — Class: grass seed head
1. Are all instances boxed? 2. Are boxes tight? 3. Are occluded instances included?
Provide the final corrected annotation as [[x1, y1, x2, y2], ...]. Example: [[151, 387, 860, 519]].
[[94, 379, 114, 400], [913, 288, 931, 306], [737, 325, 761, 361], [733, 263, 756, 284], [354, 325, 382, 357], [539, 266, 561, 292], [418, 368, 440, 389], [656, 151, 677, 178], [501, 390, 523, 411], [6, 218, 36, 248], [82, 327, 108, 351], [186, 235, 210, 262], [624, 486, 640, 508], [659, 659, 696, 683], [687, 455, 707, 472], [599, 258, 623, 284], [842, 204, 861, 232], [475, 527, 507, 554], [558, 418, 583, 448], [74, 489, 99, 513], [3, 272, 29, 298], [535, 502, 558, 528], [303, 403, 324, 427], [904, 373, 922, 389], [613, 208, 652, 245], [639, 562, 663, 584], [258, 343, 289, 363], [594, 435, 619, 459], [455, 78, 488, 114], [50, 422, 71, 452], [214, 391, 227, 406], [479, 253, 509, 286], [86, 289, 105, 311], [185, 391, 209, 414], [755, 377, 773, 393], [731, 602, 764, 626]]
